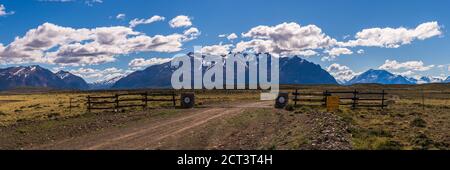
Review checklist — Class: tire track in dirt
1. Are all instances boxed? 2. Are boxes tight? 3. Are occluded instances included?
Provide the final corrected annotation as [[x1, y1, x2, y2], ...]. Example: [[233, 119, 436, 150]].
[[36, 101, 272, 150]]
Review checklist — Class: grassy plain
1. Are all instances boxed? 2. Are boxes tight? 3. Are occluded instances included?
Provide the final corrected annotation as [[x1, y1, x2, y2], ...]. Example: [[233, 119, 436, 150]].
[[0, 84, 448, 150]]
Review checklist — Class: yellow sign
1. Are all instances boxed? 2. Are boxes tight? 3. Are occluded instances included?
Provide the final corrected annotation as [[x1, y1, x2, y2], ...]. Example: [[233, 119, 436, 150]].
[[326, 96, 340, 112]]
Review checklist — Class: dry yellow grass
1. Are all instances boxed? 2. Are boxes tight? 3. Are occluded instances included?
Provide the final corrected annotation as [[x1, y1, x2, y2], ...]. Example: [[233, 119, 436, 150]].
[[0, 93, 88, 126], [0, 90, 261, 126]]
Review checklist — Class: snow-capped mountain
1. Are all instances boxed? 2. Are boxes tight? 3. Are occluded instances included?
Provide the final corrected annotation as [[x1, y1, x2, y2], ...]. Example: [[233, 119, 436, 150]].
[[345, 69, 415, 85], [89, 75, 125, 90], [414, 76, 445, 84], [112, 54, 338, 89], [56, 71, 89, 90], [0, 65, 67, 90], [445, 76, 450, 83], [0, 65, 89, 90]]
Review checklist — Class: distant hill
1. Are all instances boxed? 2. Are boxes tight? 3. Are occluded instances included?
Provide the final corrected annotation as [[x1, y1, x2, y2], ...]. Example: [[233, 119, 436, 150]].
[[113, 54, 338, 89], [345, 69, 415, 85]]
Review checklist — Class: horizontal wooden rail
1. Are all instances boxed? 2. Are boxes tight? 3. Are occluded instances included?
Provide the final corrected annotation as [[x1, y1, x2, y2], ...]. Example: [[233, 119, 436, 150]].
[[87, 92, 178, 112], [88, 96, 116, 99], [291, 89, 388, 109]]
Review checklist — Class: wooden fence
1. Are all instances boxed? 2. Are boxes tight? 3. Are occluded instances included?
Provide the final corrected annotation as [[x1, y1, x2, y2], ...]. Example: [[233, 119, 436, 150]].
[[87, 92, 177, 112], [292, 89, 388, 109]]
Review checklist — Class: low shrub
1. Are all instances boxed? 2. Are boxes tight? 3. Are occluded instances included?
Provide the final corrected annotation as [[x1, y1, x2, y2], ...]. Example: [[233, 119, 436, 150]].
[[410, 117, 427, 128]]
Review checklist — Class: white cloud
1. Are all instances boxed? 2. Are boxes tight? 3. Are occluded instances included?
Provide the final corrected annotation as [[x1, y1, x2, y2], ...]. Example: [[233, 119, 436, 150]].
[[379, 60, 435, 71], [340, 21, 442, 48], [326, 63, 357, 82], [200, 44, 233, 56], [227, 33, 238, 40], [129, 15, 165, 28], [288, 50, 318, 57], [325, 47, 353, 57], [116, 13, 126, 20], [70, 67, 130, 82], [169, 15, 192, 28], [0, 4, 14, 16], [182, 27, 201, 41], [357, 49, 364, 54], [321, 56, 335, 62], [393, 70, 415, 76], [128, 57, 172, 69], [234, 22, 337, 56], [85, 0, 103, 6], [218, 33, 238, 41], [0, 22, 195, 66]]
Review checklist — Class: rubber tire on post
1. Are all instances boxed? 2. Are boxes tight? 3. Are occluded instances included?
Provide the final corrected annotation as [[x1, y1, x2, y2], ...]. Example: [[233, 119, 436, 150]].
[[275, 92, 289, 109], [180, 93, 195, 108]]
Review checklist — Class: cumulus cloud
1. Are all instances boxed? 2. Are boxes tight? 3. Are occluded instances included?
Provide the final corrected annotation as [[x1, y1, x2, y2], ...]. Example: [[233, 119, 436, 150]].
[[169, 15, 192, 28], [200, 44, 233, 56], [0, 22, 195, 66], [128, 57, 172, 69], [232, 21, 441, 59], [379, 59, 435, 71], [227, 33, 238, 40], [234, 22, 337, 57], [289, 50, 318, 57], [182, 27, 201, 41], [326, 63, 357, 82], [0, 4, 14, 16], [218, 33, 238, 41], [321, 48, 353, 61], [340, 21, 442, 48], [325, 47, 353, 57], [129, 15, 165, 28]]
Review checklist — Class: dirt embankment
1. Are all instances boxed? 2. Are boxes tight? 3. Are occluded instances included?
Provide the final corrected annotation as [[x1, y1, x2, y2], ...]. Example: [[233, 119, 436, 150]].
[[301, 112, 352, 150]]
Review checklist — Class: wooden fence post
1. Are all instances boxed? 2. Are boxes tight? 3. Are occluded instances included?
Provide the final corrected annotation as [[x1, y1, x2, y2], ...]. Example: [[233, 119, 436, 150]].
[[143, 92, 148, 110], [115, 94, 119, 112], [352, 90, 357, 109], [87, 96, 91, 113], [172, 91, 176, 107], [323, 90, 329, 106]]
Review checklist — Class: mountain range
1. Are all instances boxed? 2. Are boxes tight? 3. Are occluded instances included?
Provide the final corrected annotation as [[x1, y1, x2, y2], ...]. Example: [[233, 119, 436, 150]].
[[345, 69, 415, 85], [0, 55, 448, 91], [112, 54, 338, 89], [0, 65, 88, 91]]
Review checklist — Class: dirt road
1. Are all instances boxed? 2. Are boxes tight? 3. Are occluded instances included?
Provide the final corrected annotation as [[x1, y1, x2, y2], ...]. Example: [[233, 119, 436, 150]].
[[36, 101, 273, 150]]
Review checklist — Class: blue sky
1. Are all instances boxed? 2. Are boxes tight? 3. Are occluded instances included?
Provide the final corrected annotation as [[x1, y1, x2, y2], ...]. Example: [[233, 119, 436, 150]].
[[0, 0, 449, 82]]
